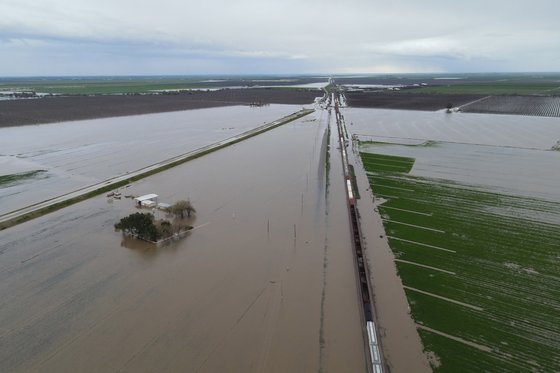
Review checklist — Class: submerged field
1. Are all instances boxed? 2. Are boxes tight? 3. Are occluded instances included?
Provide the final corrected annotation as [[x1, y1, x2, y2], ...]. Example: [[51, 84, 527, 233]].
[[0, 110, 368, 372], [360, 149, 560, 372], [0, 104, 305, 215]]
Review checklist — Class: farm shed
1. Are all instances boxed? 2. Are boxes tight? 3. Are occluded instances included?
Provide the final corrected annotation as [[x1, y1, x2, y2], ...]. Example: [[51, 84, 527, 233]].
[[134, 194, 158, 207]]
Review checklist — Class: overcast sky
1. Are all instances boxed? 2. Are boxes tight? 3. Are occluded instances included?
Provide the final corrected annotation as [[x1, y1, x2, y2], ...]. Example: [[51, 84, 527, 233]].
[[1, 0, 559, 76]]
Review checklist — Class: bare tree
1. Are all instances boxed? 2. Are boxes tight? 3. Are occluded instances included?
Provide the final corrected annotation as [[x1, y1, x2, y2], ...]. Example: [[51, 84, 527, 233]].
[[171, 199, 196, 219]]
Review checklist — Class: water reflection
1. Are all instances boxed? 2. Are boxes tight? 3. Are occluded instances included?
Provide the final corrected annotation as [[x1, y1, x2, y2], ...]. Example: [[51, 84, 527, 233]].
[[120, 236, 158, 258]]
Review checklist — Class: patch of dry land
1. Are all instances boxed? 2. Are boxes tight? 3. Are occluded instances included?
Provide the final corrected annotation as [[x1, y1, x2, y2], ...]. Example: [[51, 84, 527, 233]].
[[0, 88, 320, 127]]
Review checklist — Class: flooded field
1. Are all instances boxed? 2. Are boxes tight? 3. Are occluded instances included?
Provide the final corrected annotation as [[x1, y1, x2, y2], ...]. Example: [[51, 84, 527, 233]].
[[358, 141, 560, 201], [4, 102, 557, 372], [0, 105, 302, 215], [346, 107, 560, 371], [0, 110, 368, 372], [346, 107, 560, 149]]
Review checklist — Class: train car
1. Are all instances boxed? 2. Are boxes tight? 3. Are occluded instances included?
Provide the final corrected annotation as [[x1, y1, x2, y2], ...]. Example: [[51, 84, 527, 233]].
[[346, 179, 355, 205], [367, 321, 384, 373]]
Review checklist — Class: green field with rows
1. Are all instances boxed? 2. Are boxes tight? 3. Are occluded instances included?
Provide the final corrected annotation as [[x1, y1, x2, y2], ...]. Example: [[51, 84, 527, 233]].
[[360, 151, 560, 372], [406, 83, 560, 95]]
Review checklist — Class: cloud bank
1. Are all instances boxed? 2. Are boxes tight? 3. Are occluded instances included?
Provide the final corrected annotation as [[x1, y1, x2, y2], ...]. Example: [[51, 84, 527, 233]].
[[1, 0, 559, 75]]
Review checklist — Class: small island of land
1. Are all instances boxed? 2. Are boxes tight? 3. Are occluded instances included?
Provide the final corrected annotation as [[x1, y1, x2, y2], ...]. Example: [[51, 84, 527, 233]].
[[114, 199, 196, 244]]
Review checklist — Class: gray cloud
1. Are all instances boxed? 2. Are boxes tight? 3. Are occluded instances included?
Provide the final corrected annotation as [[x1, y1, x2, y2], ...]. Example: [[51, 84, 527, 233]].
[[0, 0, 559, 75]]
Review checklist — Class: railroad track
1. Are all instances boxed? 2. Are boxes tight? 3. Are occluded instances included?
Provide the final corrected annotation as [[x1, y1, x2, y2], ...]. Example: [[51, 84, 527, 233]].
[[330, 87, 384, 373]]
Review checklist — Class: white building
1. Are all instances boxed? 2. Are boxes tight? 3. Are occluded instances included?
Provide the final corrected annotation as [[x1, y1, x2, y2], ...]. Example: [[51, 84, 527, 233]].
[[134, 194, 158, 207]]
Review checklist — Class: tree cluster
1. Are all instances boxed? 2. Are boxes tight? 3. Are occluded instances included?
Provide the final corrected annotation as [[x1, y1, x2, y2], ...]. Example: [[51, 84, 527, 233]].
[[170, 199, 196, 219], [446, 102, 454, 112], [114, 212, 160, 241], [115, 199, 197, 243]]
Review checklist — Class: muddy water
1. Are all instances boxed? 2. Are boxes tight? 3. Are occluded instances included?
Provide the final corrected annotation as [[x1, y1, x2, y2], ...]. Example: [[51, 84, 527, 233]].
[[0, 110, 367, 372], [0, 104, 301, 215], [339, 108, 431, 373], [342, 106, 560, 373], [348, 146, 431, 373]]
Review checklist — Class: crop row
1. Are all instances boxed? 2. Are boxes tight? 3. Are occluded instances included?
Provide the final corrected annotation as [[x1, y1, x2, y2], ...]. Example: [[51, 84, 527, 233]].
[[361, 151, 560, 372], [462, 95, 560, 117]]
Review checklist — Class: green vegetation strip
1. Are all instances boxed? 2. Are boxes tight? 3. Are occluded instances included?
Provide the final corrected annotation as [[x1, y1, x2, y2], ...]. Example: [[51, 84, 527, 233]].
[[360, 152, 415, 173], [0, 78, 207, 95], [406, 83, 560, 95], [361, 151, 560, 372], [0, 170, 47, 187], [0, 109, 314, 230]]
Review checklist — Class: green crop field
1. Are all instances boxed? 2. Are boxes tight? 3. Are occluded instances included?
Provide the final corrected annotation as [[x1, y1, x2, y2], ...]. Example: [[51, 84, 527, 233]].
[[360, 151, 560, 372], [0, 75, 322, 95], [361, 152, 415, 173], [406, 83, 560, 95], [0, 78, 205, 95]]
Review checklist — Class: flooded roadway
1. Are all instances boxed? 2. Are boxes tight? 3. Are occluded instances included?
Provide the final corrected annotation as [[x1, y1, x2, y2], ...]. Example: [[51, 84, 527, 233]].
[[0, 110, 367, 372]]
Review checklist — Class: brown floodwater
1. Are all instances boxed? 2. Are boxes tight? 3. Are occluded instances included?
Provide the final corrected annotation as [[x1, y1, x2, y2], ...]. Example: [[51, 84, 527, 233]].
[[0, 110, 368, 372], [348, 148, 431, 373], [0, 104, 301, 215], [338, 108, 431, 373]]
